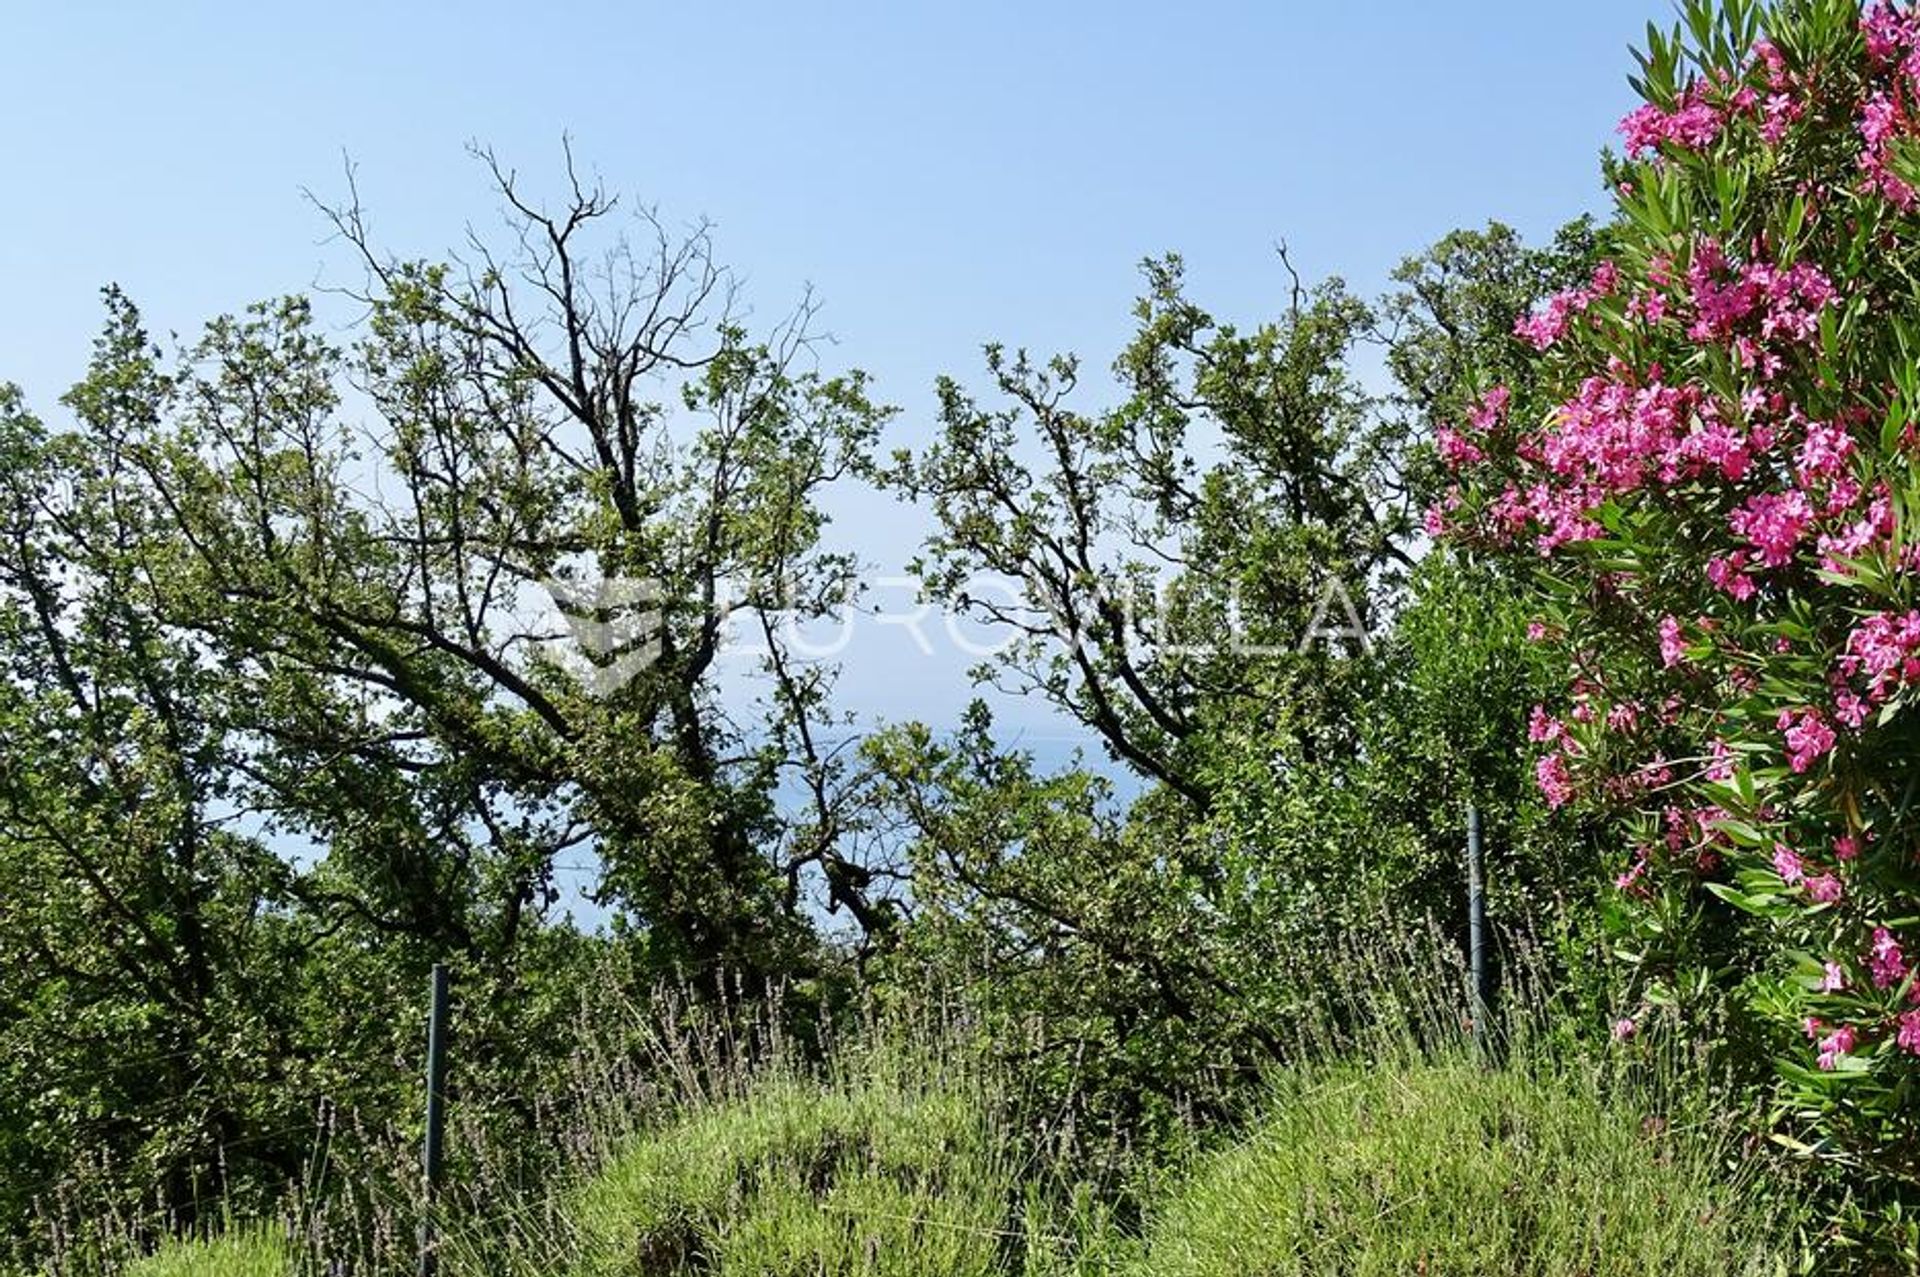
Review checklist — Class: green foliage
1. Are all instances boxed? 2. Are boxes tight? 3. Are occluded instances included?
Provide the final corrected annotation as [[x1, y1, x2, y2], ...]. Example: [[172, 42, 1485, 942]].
[[0, 156, 896, 1233], [869, 224, 1613, 1166]]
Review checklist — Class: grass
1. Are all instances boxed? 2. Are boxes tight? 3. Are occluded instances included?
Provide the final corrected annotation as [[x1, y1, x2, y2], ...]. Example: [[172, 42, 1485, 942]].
[[121, 1227, 289, 1277], [21, 931, 1810, 1276], [1128, 1051, 1798, 1276], [509, 1016, 1799, 1276], [563, 1041, 1015, 1276]]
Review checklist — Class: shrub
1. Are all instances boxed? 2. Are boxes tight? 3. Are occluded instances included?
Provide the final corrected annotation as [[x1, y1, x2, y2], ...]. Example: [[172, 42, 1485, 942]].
[[566, 1043, 1015, 1277], [1130, 1051, 1797, 1276], [1439, 0, 1920, 1218]]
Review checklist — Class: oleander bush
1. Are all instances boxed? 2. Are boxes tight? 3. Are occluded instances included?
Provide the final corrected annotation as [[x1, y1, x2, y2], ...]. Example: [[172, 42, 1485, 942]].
[[1439, 0, 1920, 1249]]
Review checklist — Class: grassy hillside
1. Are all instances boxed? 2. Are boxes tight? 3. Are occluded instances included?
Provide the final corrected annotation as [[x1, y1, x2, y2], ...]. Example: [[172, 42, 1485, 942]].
[[109, 1023, 1800, 1277]]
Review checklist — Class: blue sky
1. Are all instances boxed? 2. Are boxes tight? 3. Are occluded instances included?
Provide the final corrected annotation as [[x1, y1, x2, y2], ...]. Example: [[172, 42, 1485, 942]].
[[2, 0, 1660, 747]]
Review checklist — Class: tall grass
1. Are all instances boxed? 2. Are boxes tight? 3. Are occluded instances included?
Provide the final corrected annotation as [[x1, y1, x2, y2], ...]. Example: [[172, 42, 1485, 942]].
[[12, 917, 1812, 1275], [1131, 1050, 1796, 1276], [565, 1046, 1014, 1276], [121, 1227, 289, 1277]]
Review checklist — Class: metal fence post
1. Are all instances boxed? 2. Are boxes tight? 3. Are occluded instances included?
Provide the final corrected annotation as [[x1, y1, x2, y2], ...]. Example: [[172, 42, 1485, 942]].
[[1467, 805, 1490, 1060], [419, 963, 449, 1277]]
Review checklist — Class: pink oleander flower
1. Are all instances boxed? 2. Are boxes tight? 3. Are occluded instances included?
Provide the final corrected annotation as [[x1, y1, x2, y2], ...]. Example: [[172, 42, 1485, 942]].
[[1819, 961, 1849, 992], [1864, 2, 1915, 64], [1870, 927, 1909, 990], [1806, 873, 1844, 904], [1778, 707, 1836, 773], [1835, 834, 1861, 861], [1706, 738, 1736, 782], [1707, 551, 1757, 600], [1899, 1009, 1920, 1057], [1469, 386, 1511, 431], [1761, 92, 1803, 145], [1860, 91, 1919, 209], [1434, 426, 1483, 469], [1612, 1016, 1639, 1041], [1818, 1024, 1859, 1070], [1796, 421, 1855, 483], [1730, 489, 1815, 568], [1659, 614, 1686, 667], [1536, 752, 1575, 809], [1840, 610, 1920, 699], [1514, 262, 1622, 351], [1773, 844, 1806, 885]]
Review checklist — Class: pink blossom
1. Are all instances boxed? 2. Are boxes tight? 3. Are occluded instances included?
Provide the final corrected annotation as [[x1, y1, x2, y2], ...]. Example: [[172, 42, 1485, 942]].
[[1761, 92, 1803, 146], [1435, 426, 1483, 469], [1527, 705, 1565, 744], [1864, 3, 1916, 64], [1841, 610, 1920, 699], [1536, 752, 1575, 809], [1870, 927, 1910, 991], [1773, 844, 1806, 885], [1751, 261, 1835, 344], [1817, 1024, 1858, 1070], [1806, 874, 1844, 904], [1729, 489, 1814, 568], [1707, 552, 1757, 600], [1860, 92, 1918, 209], [1612, 1016, 1639, 1041], [1469, 386, 1511, 432], [1658, 615, 1687, 668], [1819, 961, 1849, 992], [1514, 263, 1622, 351], [1778, 707, 1836, 773], [1796, 422, 1855, 483], [1834, 835, 1861, 861], [1899, 1009, 1920, 1057], [1677, 420, 1753, 480]]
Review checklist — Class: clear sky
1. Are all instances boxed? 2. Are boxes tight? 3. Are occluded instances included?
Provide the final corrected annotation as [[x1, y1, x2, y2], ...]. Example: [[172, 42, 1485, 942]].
[[2, 0, 1661, 745]]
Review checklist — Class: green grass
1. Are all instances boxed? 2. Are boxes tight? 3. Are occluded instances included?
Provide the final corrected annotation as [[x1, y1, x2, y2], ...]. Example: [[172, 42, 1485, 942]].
[[1128, 1053, 1797, 1277], [564, 1042, 1017, 1276], [74, 979, 1809, 1277], [122, 1227, 290, 1277]]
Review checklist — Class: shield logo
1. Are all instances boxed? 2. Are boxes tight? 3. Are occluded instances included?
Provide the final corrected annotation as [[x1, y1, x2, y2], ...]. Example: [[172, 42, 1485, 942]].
[[544, 575, 665, 697]]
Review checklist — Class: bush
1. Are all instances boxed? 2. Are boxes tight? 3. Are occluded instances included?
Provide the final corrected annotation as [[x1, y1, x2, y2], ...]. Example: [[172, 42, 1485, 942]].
[[1131, 1051, 1797, 1276], [567, 1043, 1016, 1277], [1439, 0, 1920, 1228]]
